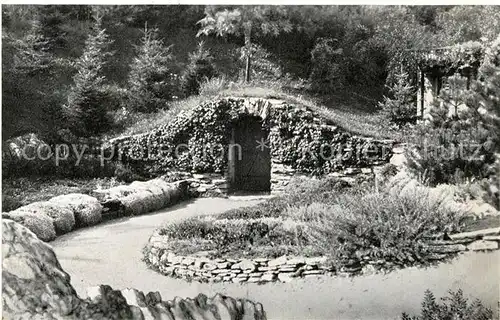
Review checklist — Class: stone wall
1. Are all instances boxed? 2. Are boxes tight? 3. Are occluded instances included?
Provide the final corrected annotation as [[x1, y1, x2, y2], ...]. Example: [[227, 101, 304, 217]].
[[112, 97, 395, 181], [144, 227, 500, 284], [2, 219, 267, 320]]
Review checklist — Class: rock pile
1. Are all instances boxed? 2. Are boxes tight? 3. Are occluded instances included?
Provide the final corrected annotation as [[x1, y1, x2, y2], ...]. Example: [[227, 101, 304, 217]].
[[2, 219, 267, 320]]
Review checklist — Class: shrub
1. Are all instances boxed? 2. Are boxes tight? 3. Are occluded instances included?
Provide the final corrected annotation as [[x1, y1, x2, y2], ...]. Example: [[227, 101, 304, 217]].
[[378, 70, 416, 125], [309, 38, 346, 92], [405, 120, 494, 186], [154, 176, 464, 264], [13, 201, 76, 235], [180, 42, 217, 97], [198, 76, 230, 98], [307, 187, 464, 270], [49, 193, 102, 227], [158, 215, 309, 258], [2, 211, 56, 242], [401, 289, 493, 320]]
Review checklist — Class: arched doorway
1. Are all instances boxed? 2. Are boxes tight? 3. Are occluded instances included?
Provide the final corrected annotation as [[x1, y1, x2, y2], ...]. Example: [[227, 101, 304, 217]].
[[228, 115, 271, 192]]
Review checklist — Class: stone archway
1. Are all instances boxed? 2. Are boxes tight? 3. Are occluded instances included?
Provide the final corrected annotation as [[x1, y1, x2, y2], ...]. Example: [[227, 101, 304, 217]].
[[228, 115, 271, 192]]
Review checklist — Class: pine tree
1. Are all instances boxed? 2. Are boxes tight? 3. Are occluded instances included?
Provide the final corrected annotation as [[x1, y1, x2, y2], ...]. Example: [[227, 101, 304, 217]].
[[474, 34, 500, 151], [127, 24, 173, 113], [180, 41, 217, 96], [63, 12, 113, 137], [378, 70, 416, 124], [11, 19, 54, 75]]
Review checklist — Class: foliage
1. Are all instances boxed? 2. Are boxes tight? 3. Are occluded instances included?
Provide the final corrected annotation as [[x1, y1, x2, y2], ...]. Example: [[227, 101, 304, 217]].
[[197, 6, 292, 82], [116, 98, 392, 177], [180, 42, 217, 96], [435, 6, 500, 44], [309, 38, 345, 92], [2, 14, 71, 141], [406, 36, 499, 186], [198, 76, 230, 97], [378, 70, 416, 124], [401, 289, 493, 320], [405, 123, 493, 186], [63, 13, 114, 137], [2, 176, 120, 212], [127, 24, 175, 112], [307, 187, 463, 270], [235, 43, 284, 82], [153, 176, 464, 265], [418, 41, 484, 75]]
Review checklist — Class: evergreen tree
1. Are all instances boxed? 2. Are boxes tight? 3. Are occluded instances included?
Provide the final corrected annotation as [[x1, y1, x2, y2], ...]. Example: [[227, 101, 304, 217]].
[[63, 12, 113, 137], [11, 19, 54, 75], [378, 70, 416, 124], [473, 34, 500, 151], [127, 24, 173, 113], [180, 41, 217, 96]]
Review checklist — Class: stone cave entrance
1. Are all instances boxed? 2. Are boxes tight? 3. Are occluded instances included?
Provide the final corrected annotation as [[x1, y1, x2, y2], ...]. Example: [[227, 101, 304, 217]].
[[228, 115, 271, 192]]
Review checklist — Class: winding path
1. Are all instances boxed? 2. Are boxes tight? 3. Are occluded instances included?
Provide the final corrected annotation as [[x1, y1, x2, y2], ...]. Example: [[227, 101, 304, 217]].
[[52, 197, 500, 320]]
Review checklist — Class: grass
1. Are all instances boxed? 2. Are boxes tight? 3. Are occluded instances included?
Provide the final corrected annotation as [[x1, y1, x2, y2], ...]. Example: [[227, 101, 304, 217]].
[[1, 176, 121, 212], [151, 176, 465, 269], [110, 79, 400, 140]]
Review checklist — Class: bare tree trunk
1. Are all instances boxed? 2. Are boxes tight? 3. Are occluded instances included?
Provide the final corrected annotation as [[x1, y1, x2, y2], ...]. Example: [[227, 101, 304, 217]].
[[244, 24, 252, 83]]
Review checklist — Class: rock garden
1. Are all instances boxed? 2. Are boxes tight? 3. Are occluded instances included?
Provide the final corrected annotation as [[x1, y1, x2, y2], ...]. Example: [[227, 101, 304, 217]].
[[3, 5, 500, 319], [143, 171, 500, 284]]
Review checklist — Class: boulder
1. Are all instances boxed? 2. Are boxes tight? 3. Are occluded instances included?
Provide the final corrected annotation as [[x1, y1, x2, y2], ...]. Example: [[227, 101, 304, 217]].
[[49, 193, 102, 227], [12, 201, 75, 235], [2, 220, 268, 319], [2, 219, 80, 318]]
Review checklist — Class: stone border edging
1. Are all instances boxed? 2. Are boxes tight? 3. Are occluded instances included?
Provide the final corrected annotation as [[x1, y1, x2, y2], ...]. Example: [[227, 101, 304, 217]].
[[144, 228, 500, 284]]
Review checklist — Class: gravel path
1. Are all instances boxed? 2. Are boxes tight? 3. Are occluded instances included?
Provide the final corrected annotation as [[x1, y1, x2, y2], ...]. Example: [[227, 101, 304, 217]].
[[52, 197, 500, 320]]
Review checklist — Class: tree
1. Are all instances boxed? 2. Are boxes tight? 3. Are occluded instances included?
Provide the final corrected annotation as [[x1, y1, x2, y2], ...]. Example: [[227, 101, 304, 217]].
[[2, 13, 68, 141], [63, 12, 113, 137], [127, 24, 173, 112], [180, 41, 217, 96], [197, 5, 292, 82], [378, 70, 416, 124]]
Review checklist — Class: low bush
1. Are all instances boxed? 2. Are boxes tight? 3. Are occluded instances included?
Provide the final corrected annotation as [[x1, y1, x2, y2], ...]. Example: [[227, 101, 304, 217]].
[[49, 193, 102, 227], [2, 211, 56, 242], [153, 176, 464, 266], [12, 201, 76, 235], [307, 187, 464, 270], [401, 289, 493, 320], [2, 177, 120, 211], [405, 122, 494, 186]]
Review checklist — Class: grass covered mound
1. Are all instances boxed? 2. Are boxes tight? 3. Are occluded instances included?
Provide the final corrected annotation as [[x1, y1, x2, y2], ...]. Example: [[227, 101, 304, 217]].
[[155, 176, 466, 270]]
